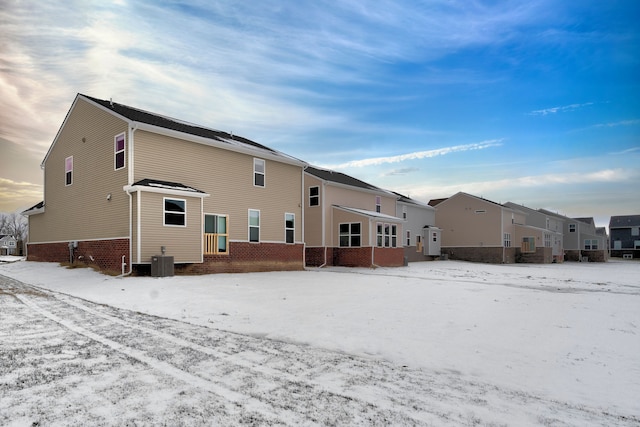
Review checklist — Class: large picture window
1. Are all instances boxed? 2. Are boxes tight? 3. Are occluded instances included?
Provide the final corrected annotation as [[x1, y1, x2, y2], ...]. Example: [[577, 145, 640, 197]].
[[114, 133, 125, 170], [204, 214, 228, 254], [339, 223, 361, 247], [249, 209, 260, 242], [584, 239, 598, 250], [254, 158, 265, 187], [164, 198, 186, 226], [65, 156, 73, 186], [285, 213, 295, 244]]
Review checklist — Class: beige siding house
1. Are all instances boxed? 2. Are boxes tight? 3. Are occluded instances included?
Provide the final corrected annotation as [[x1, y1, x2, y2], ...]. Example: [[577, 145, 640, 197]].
[[304, 166, 404, 267], [432, 192, 550, 263], [24, 94, 307, 274]]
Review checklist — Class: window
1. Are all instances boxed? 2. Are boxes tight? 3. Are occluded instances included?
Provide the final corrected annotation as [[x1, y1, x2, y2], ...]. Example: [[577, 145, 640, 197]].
[[391, 225, 397, 247], [204, 214, 228, 254], [376, 223, 383, 247], [253, 158, 265, 187], [632, 227, 639, 236], [375, 196, 381, 213], [504, 233, 511, 248], [249, 209, 260, 242], [544, 233, 551, 248], [584, 239, 598, 250], [285, 213, 295, 244], [65, 156, 73, 186], [309, 186, 319, 206], [521, 236, 535, 253], [402, 206, 407, 219], [569, 223, 576, 233], [406, 230, 411, 246], [416, 235, 422, 252], [164, 198, 186, 226], [634, 240, 640, 250], [339, 223, 361, 247], [114, 133, 125, 170], [384, 224, 390, 247]]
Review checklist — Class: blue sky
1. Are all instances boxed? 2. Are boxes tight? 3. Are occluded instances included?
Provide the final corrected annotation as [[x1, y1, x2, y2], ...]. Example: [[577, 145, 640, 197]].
[[1, 0, 638, 228]]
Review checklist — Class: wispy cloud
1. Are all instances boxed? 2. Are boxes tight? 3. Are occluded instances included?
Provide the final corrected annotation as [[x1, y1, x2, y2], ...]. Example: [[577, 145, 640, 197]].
[[529, 102, 594, 116], [0, 178, 43, 212], [592, 119, 640, 128], [324, 140, 503, 169], [383, 168, 420, 177]]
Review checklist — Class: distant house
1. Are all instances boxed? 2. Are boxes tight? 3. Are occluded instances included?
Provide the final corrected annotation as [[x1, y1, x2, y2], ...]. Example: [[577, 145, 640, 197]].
[[394, 192, 441, 261], [539, 211, 608, 262], [23, 94, 307, 274], [504, 202, 564, 263], [432, 192, 552, 264], [304, 166, 404, 268], [609, 215, 640, 258], [0, 235, 17, 255]]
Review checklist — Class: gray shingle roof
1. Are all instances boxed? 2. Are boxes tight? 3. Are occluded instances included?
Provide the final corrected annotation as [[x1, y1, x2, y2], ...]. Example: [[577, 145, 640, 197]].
[[609, 215, 640, 228], [81, 94, 278, 154], [305, 166, 388, 193]]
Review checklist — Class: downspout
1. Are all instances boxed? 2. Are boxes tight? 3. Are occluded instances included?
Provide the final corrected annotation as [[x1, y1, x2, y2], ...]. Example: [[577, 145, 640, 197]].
[[371, 218, 381, 269], [118, 123, 137, 278], [318, 181, 328, 268], [301, 167, 306, 268]]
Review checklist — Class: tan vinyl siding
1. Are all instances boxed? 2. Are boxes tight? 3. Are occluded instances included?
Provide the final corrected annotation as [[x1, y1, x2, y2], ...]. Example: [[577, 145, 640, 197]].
[[332, 209, 371, 247], [133, 130, 303, 244], [436, 194, 503, 247], [31, 98, 129, 243], [304, 175, 324, 247], [137, 191, 202, 263]]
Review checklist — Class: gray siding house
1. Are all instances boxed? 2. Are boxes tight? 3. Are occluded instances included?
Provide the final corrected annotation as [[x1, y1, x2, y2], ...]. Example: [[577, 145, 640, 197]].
[[609, 215, 640, 258], [394, 192, 441, 262]]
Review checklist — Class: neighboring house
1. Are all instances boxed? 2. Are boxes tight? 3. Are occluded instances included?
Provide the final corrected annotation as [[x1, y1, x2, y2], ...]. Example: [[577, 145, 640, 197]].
[[539, 210, 608, 262], [432, 192, 551, 264], [504, 202, 564, 263], [609, 215, 640, 258], [304, 166, 404, 268], [394, 192, 441, 262], [23, 94, 307, 274], [0, 235, 17, 255]]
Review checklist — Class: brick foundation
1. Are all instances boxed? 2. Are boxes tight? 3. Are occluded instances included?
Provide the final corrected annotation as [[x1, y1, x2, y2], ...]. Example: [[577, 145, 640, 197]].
[[177, 242, 305, 274], [305, 246, 404, 268], [516, 247, 553, 263], [441, 247, 514, 264], [27, 239, 130, 273]]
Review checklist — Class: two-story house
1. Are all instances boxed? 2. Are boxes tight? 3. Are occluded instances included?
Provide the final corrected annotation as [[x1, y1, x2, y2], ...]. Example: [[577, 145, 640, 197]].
[[539, 210, 608, 262], [609, 214, 640, 258], [394, 192, 441, 262], [304, 166, 404, 268], [504, 202, 564, 263], [431, 192, 550, 264], [0, 235, 18, 256], [23, 94, 307, 274]]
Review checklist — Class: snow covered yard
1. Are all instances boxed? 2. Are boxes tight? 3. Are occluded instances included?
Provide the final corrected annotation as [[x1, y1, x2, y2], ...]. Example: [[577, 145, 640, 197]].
[[1, 258, 639, 425]]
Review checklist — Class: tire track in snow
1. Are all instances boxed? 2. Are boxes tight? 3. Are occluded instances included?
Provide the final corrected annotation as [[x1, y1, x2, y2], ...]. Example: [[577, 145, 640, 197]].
[[13, 292, 305, 424]]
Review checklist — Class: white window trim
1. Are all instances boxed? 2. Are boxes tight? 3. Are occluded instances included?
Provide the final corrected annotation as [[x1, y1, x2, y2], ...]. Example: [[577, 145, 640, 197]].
[[339, 222, 362, 247], [248, 209, 260, 242], [114, 133, 126, 170], [253, 158, 265, 188], [204, 213, 229, 255], [285, 212, 295, 244], [163, 197, 187, 227], [65, 156, 73, 187], [309, 186, 319, 207]]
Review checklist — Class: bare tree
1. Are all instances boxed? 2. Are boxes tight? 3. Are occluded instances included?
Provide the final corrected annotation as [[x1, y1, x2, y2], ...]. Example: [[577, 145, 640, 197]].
[[0, 212, 28, 241]]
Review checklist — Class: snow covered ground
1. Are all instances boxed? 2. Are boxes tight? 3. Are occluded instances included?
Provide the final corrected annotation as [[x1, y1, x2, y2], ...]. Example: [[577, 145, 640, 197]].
[[1, 257, 639, 425]]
